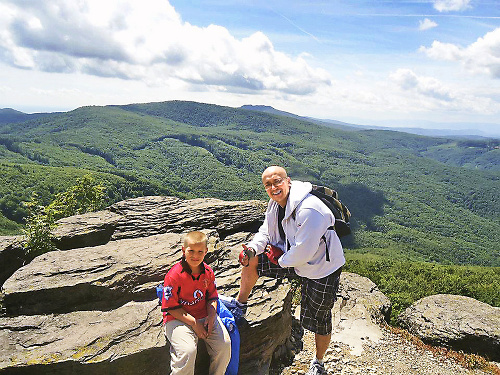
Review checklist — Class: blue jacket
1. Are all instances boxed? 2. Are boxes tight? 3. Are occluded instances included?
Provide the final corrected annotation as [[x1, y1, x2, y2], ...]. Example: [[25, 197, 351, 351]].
[[217, 300, 240, 375]]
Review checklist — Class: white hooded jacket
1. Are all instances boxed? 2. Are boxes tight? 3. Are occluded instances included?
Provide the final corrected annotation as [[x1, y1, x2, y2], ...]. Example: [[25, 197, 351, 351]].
[[248, 180, 345, 279]]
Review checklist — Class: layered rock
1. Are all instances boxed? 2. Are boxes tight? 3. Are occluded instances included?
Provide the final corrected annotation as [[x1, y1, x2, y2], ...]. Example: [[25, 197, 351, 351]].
[[1, 300, 167, 374], [0, 196, 292, 375], [398, 294, 500, 361], [0, 236, 24, 287]]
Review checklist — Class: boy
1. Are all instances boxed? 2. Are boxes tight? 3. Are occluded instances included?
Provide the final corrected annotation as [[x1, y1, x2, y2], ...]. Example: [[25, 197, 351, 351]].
[[162, 231, 231, 375]]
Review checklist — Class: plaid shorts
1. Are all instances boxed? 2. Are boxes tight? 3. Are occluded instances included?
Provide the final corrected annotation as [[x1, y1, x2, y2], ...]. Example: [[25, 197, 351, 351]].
[[257, 253, 341, 335]]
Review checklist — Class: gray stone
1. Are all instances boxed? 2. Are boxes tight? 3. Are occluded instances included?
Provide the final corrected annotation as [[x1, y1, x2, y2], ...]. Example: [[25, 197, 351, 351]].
[[0, 236, 24, 287], [337, 272, 392, 324], [398, 294, 500, 361], [0, 300, 167, 375], [52, 210, 122, 250], [108, 196, 267, 240], [330, 273, 391, 357], [0, 201, 293, 374], [1, 232, 187, 315]]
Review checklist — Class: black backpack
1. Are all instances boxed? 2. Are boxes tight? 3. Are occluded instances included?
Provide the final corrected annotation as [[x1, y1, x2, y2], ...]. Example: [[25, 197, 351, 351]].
[[309, 185, 351, 237], [291, 184, 351, 261]]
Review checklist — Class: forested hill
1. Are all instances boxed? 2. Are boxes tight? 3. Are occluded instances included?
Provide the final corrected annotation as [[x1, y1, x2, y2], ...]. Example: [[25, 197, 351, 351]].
[[0, 101, 498, 267]]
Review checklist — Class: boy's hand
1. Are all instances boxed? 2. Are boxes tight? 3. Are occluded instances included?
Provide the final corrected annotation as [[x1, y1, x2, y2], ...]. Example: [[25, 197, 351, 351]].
[[265, 244, 283, 265], [205, 315, 215, 334], [192, 320, 208, 339], [239, 244, 256, 267]]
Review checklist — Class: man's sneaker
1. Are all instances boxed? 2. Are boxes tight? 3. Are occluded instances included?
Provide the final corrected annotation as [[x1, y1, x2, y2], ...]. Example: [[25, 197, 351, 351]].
[[218, 295, 247, 323], [306, 358, 328, 375]]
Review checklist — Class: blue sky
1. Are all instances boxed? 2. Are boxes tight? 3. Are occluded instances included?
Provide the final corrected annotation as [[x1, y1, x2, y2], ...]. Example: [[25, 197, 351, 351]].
[[1, 0, 500, 135]]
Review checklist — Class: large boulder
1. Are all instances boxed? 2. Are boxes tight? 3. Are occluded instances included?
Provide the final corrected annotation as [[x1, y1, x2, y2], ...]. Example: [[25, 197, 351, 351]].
[[52, 196, 267, 245], [398, 294, 500, 361], [330, 272, 391, 356], [0, 300, 167, 375], [0, 196, 293, 375], [336, 272, 391, 324], [1, 232, 188, 315]]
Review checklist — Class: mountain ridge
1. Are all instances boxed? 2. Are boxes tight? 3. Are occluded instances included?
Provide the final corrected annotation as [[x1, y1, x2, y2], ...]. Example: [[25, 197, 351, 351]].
[[0, 100, 498, 267]]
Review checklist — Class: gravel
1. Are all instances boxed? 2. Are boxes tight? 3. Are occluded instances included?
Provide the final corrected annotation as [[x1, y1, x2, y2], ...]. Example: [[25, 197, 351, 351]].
[[271, 320, 497, 375]]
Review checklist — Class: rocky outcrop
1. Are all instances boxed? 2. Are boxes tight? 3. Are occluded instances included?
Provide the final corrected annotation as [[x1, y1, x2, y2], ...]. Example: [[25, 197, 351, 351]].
[[1, 300, 167, 374], [398, 294, 500, 361], [53, 196, 267, 245], [330, 272, 391, 357], [0, 236, 24, 287], [0, 196, 292, 375]]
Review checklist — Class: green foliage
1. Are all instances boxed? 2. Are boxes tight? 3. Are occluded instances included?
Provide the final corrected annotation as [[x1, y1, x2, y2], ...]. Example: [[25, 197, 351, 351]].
[[46, 174, 105, 222], [21, 192, 57, 258], [0, 162, 176, 234], [0, 101, 498, 268], [422, 140, 500, 170], [22, 175, 106, 257], [344, 253, 500, 324]]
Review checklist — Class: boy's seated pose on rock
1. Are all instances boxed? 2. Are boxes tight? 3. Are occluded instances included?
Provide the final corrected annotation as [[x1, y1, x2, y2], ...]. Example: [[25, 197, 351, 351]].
[[162, 231, 231, 375]]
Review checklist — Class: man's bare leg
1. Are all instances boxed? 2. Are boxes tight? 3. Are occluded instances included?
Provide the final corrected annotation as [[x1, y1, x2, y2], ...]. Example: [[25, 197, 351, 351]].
[[236, 255, 259, 304], [314, 333, 331, 361]]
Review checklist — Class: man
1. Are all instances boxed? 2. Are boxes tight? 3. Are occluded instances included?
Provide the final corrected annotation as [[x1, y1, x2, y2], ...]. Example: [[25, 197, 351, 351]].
[[227, 166, 345, 375]]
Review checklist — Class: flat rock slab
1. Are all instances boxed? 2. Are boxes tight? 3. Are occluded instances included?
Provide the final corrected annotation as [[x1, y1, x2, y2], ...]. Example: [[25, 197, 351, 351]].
[[52, 196, 266, 246], [1, 230, 294, 374], [1, 232, 187, 315], [0, 300, 166, 375], [398, 294, 500, 361]]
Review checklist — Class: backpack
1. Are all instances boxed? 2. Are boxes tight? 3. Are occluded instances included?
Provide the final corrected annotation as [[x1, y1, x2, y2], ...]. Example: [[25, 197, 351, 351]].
[[156, 283, 164, 305], [309, 184, 351, 237], [290, 184, 351, 261]]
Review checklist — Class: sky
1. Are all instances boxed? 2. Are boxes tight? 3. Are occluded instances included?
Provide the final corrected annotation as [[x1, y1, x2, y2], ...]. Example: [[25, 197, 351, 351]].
[[1, 0, 500, 135]]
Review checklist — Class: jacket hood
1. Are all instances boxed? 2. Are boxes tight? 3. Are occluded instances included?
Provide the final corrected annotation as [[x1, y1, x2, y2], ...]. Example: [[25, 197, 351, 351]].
[[284, 180, 312, 219]]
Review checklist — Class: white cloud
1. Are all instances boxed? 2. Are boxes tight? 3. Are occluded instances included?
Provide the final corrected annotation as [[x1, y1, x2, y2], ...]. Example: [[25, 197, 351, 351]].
[[0, 0, 331, 95], [419, 19, 438, 31], [433, 0, 471, 12], [389, 68, 498, 113], [419, 28, 500, 79], [390, 68, 455, 101]]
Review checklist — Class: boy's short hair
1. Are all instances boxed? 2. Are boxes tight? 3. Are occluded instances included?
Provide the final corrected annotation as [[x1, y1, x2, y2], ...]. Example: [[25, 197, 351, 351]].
[[183, 231, 208, 248]]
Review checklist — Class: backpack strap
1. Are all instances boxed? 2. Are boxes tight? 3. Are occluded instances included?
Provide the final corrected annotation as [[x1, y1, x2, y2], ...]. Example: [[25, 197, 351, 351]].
[[290, 208, 331, 261]]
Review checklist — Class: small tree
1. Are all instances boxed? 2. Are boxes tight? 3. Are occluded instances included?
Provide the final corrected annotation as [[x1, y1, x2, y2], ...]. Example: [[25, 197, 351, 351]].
[[22, 192, 57, 258], [47, 174, 105, 222], [22, 174, 105, 258]]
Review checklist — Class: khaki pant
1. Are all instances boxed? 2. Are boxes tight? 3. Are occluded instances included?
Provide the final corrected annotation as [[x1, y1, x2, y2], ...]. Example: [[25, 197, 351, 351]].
[[165, 316, 231, 375]]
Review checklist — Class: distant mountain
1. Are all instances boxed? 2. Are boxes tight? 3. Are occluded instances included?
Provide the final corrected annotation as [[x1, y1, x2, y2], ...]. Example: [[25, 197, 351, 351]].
[[0, 108, 54, 125], [240, 105, 357, 131], [240, 105, 500, 139], [0, 100, 498, 268], [0, 108, 31, 124]]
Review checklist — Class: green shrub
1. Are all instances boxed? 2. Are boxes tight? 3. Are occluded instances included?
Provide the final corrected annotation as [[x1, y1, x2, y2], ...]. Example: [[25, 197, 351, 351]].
[[22, 174, 105, 258]]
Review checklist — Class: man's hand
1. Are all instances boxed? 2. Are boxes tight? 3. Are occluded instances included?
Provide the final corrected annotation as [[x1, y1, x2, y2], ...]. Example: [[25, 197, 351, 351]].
[[239, 244, 256, 267], [265, 244, 283, 265]]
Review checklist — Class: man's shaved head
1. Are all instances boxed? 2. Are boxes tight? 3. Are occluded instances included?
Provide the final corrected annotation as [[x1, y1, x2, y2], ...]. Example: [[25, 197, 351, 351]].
[[261, 166, 287, 182], [261, 166, 291, 207]]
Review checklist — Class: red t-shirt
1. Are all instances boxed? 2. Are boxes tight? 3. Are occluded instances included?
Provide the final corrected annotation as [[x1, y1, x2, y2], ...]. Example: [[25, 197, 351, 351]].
[[161, 260, 218, 324]]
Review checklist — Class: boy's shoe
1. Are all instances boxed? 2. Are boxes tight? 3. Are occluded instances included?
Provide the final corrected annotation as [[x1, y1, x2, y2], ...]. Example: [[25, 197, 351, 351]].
[[219, 295, 247, 323], [306, 358, 328, 375]]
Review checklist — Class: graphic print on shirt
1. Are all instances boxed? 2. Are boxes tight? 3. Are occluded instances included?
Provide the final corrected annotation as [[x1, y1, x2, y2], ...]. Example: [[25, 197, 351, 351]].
[[164, 286, 173, 301], [179, 289, 204, 306]]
